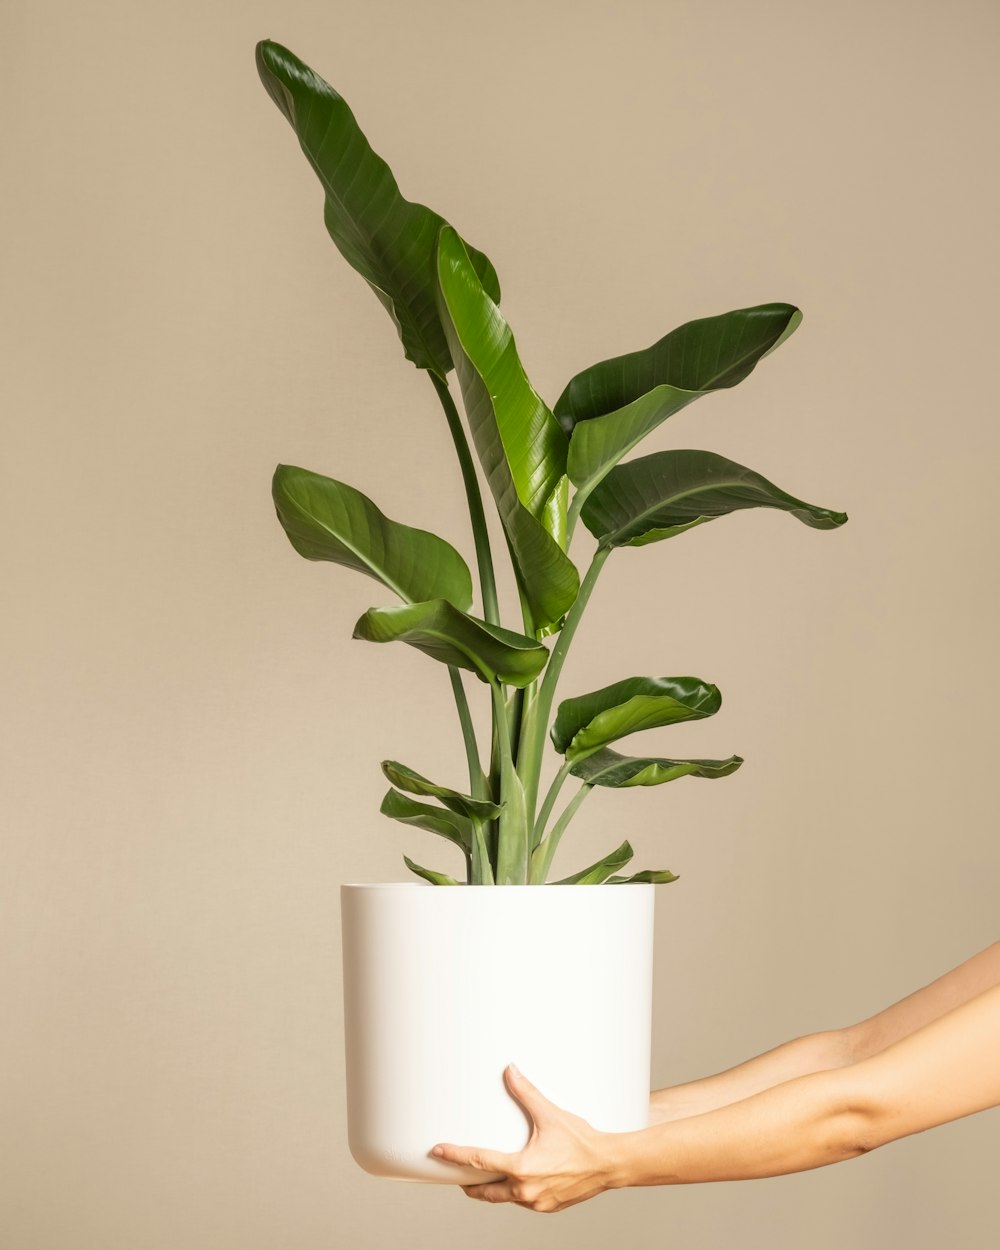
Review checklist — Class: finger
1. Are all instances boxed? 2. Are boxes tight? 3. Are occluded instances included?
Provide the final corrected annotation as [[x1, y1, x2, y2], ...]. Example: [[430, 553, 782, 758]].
[[431, 1142, 515, 1174], [504, 1063, 562, 1125], [462, 1179, 521, 1203]]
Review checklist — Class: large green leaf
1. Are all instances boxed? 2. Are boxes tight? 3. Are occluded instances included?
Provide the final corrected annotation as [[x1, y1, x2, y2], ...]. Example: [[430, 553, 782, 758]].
[[380, 789, 472, 851], [353, 599, 548, 686], [561, 303, 802, 514], [583, 449, 848, 548], [435, 226, 579, 629], [608, 869, 679, 885], [569, 748, 744, 787], [403, 855, 459, 886], [553, 839, 634, 885], [552, 676, 721, 761], [273, 464, 472, 608], [380, 760, 502, 821], [556, 303, 800, 427], [256, 41, 500, 375]]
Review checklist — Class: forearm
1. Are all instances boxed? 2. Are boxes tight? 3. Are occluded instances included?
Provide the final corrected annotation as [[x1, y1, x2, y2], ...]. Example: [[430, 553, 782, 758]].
[[629, 981, 1000, 1189], [650, 941, 1000, 1125], [650, 1029, 855, 1122], [626, 1066, 869, 1186]]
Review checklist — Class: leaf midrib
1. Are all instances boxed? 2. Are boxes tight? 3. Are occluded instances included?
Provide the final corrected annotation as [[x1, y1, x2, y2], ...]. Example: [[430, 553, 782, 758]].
[[288, 495, 414, 603], [598, 472, 758, 545]]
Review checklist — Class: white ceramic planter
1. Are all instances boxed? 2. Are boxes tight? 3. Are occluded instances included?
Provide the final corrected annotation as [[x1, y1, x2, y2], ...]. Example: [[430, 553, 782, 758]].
[[341, 882, 655, 1184]]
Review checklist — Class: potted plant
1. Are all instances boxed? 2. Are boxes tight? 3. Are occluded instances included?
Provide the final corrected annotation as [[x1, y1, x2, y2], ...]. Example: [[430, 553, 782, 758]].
[[256, 39, 848, 1184]]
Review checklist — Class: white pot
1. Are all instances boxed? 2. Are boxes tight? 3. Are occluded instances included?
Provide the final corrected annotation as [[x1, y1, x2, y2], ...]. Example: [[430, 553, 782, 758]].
[[341, 882, 655, 1184]]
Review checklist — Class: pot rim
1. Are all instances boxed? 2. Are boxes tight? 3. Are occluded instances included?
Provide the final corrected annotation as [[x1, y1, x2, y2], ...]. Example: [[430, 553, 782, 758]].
[[341, 880, 655, 890]]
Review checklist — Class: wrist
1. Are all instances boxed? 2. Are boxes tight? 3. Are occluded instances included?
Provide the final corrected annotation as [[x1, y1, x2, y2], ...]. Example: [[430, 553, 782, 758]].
[[603, 1129, 643, 1190]]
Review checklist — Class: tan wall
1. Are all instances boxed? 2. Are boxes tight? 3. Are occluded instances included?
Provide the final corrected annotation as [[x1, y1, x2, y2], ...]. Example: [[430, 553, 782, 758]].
[[3, 0, 998, 1246]]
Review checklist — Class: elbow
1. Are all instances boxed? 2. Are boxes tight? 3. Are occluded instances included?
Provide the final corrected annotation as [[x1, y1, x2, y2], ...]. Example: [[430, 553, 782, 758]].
[[824, 1069, 890, 1162], [832, 1110, 880, 1161]]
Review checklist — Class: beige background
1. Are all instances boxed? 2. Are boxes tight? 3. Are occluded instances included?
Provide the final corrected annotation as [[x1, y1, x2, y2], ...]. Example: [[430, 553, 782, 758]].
[[3, 0, 999, 1246]]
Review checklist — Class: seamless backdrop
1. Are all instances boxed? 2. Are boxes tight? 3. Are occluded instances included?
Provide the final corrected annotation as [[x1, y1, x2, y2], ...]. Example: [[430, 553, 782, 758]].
[[3, 1, 999, 1248]]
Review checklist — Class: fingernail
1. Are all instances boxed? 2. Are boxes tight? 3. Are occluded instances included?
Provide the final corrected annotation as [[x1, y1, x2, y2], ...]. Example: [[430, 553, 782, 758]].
[[509, 1063, 521, 1077], [431, 1146, 445, 1157]]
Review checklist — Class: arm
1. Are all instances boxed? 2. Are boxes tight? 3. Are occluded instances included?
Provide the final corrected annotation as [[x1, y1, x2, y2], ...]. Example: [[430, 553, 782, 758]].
[[621, 980, 1000, 1188], [435, 982, 1000, 1211], [434, 941, 1000, 1212], [648, 1030, 851, 1124], [650, 940, 1000, 1123]]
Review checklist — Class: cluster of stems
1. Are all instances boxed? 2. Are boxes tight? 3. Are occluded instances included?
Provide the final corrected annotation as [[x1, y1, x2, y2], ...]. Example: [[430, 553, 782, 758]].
[[430, 374, 604, 885]]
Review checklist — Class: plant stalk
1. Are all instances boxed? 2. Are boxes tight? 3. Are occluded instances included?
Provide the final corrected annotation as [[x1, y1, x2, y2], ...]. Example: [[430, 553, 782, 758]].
[[565, 489, 587, 548], [430, 373, 500, 626], [529, 783, 593, 883], [470, 817, 494, 885], [448, 667, 487, 798], [516, 546, 610, 828], [491, 682, 529, 884], [532, 758, 573, 848]]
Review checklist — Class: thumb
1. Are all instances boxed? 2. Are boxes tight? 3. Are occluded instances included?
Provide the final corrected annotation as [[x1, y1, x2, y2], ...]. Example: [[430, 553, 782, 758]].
[[505, 1063, 560, 1124]]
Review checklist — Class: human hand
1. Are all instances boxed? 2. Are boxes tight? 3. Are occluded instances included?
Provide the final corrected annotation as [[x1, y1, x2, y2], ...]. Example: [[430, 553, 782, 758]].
[[430, 1064, 624, 1214]]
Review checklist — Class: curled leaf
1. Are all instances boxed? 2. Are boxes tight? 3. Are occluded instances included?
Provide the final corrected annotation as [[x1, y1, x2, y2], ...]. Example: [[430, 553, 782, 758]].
[[552, 676, 721, 761], [380, 789, 472, 851], [353, 600, 548, 687], [569, 749, 744, 787], [552, 839, 634, 885], [403, 855, 460, 886], [381, 760, 502, 821]]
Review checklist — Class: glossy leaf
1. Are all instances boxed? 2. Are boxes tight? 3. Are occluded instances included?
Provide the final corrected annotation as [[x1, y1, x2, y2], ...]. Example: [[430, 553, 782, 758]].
[[569, 748, 744, 787], [553, 839, 634, 885], [381, 760, 502, 821], [436, 226, 579, 629], [556, 304, 801, 427], [583, 449, 848, 548], [608, 869, 680, 885], [552, 676, 721, 761], [273, 464, 472, 608], [403, 855, 459, 886], [380, 789, 472, 851], [256, 41, 500, 375], [353, 599, 548, 687]]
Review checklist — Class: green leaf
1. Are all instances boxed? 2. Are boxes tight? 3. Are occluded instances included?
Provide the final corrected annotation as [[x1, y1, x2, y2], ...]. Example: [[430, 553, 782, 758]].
[[380, 760, 502, 821], [608, 869, 680, 885], [552, 676, 721, 761], [557, 300, 799, 423], [436, 226, 579, 630], [353, 599, 548, 687], [273, 464, 473, 609], [256, 41, 500, 376], [583, 449, 848, 548], [380, 789, 472, 851], [403, 855, 460, 886], [569, 748, 744, 787], [553, 839, 634, 885]]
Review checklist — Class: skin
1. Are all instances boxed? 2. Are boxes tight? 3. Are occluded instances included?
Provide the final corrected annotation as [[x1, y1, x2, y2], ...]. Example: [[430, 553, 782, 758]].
[[431, 940, 1000, 1213]]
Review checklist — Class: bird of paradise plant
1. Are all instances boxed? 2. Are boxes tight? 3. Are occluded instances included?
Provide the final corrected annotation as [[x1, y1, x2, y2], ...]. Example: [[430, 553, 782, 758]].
[[257, 40, 847, 887]]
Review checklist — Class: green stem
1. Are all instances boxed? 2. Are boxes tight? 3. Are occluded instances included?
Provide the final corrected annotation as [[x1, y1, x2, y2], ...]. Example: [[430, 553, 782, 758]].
[[565, 489, 587, 548], [469, 818, 494, 886], [516, 546, 611, 829], [529, 783, 593, 884], [491, 683, 529, 884], [448, 667, 487, 798], [430, 373, 499, 626], [532, 759, 572, 848]]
